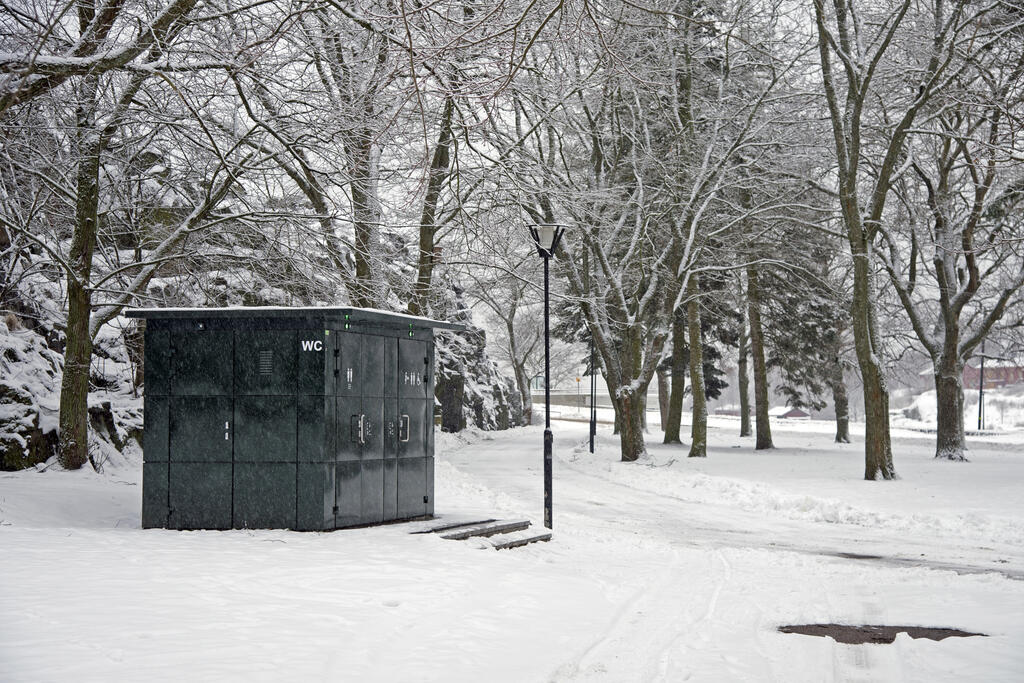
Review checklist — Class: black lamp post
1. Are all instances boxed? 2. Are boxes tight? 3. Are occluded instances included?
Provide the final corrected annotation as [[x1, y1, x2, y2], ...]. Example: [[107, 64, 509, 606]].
[[530, 223, 565, 530], [589, 338, 596, 453]]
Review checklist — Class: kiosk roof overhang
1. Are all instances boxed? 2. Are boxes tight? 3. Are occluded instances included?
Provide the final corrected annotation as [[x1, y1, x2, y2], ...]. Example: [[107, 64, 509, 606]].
[[125, 306, 465, 331]]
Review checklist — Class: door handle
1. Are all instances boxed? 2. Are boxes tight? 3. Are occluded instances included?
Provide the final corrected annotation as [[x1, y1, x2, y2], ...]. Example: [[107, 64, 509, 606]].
[[359, 414, 366, 445], [350, 415, 361, 443], [400, 414, 410, 443]]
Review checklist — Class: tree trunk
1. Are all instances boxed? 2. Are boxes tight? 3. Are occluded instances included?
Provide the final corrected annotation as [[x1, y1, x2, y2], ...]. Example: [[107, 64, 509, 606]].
[[664, 310, 686, 444], [607, 328, 652, 460], [514, 362, 533, 427], [830, 361, 851, 444], [738, 308, 751, 438], [616, 388, 647, 462], [59, 282, 94, 469], [657, 366, 670, 432], [850, 251, 895, 479], [409, 95, 454, 317], [686, 277, 707, 458], [747, 265, 773, 450], [349, 128, 386, 308], [827, 322, 851, 443], [934, 356, 967, 460], [58, 77, 101, 470]]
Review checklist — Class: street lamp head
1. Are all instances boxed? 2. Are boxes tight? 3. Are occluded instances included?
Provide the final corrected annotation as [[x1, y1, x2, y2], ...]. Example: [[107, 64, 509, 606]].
[[530, 223, 566, 258]]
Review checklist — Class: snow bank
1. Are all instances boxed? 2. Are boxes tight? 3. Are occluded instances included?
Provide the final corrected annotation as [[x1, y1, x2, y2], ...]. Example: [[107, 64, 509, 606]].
[[898, 386, 1024, 431]]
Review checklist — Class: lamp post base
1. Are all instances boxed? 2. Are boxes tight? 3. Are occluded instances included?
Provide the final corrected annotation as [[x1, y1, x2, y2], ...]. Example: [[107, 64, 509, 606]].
[[544, 428, 553, 529]]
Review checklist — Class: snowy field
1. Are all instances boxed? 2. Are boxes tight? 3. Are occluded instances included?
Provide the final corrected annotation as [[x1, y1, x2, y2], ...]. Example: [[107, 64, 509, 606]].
[[2, 416, 1023, 682]]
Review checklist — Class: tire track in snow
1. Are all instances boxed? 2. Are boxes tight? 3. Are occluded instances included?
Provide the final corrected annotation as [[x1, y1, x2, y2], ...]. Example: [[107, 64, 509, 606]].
[[819, 583, 905, 683], [547, 550, 689, 681], [651, 549, 732, 682], [547, 550, 737, 682]]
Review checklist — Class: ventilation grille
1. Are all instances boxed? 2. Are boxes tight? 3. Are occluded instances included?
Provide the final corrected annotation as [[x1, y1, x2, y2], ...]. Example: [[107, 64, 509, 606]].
[[259, 350, 273, 376]]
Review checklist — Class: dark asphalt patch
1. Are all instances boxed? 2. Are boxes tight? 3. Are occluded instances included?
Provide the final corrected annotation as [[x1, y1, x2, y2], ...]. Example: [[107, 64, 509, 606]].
[[778, 624, 986, 644]]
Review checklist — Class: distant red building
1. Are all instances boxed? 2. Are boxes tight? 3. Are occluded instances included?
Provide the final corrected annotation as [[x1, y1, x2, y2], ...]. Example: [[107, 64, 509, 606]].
[[963, 362, 1024, 390]]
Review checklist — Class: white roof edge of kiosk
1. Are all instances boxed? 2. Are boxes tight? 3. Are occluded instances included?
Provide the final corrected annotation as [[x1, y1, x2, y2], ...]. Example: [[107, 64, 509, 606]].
[[124, 306, 466, 330]]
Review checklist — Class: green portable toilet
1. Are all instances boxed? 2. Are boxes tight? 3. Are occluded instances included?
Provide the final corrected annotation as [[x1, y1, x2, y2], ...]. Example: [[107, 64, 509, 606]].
[[125, 307, 462, 531]]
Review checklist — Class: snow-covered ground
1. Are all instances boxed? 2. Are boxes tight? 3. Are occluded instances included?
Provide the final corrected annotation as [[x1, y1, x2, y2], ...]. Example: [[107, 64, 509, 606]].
[[2, 416, 1022, 682]]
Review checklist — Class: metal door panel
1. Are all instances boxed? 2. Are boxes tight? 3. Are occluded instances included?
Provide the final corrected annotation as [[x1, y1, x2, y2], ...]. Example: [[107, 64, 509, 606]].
[[233, 463, 297, 529], [427, 401, 435, 457], [361, 397, 384, 460], [425, 340, 435, 396], [383, 459, 398, 520], [171, 329, 232, 395], [335, 395, 362, 462], [425, 456, 434, 516], [168, 463, 232, 529], [397, 398, 427, 459], [297, 463, 335, 530], [362, 335, 384, 398], [335, 461, 361, 527], [360, 459, 384, 525], [383, 398, 398, 458], [396, 456, 427, 519], [234, 395, 296, 462], [169, 396, 232, 463], [398, 339, 428, 398], [336, 332, 361, 396], [384, 337, 398, 398]]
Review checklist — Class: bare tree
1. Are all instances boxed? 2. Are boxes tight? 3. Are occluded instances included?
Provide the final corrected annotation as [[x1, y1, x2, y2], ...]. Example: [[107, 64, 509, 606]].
[[0, 0, 294, 468], [811, 0, 991, 479], [879, 22, 1024, 460], [498, 0, 806, 461]]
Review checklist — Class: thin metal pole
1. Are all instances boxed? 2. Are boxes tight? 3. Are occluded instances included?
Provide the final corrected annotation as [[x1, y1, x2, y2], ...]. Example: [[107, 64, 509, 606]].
[[543, 254, 553, 529], [978, 337, 985, 431]]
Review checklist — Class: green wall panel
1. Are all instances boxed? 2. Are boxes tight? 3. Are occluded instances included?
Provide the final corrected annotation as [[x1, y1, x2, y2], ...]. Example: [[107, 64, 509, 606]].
[[297, 330, 329, 395], [144, 329, 171, 396], [171, 329, 232, 396], [297, 394, 328, 462], [234, 463, 297, 528], [169, 396, 232, 463], [141, 462, 168, 528], [168, 463, 232, 529], [234, 395, 296, 462], [143, 396, 168, 462], [234, 330, 297, 396]]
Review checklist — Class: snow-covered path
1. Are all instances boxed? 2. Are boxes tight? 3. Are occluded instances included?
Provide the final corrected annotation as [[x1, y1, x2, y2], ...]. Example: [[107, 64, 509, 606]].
[[2, 418, 1022, 682], [446, 420, 1024, 580]]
